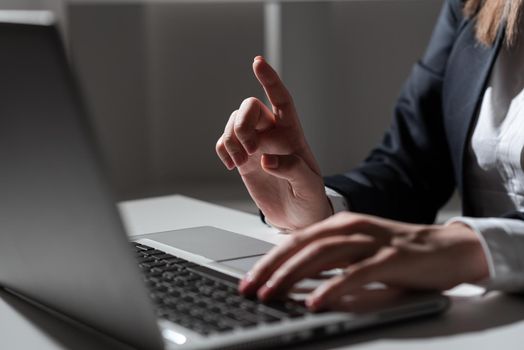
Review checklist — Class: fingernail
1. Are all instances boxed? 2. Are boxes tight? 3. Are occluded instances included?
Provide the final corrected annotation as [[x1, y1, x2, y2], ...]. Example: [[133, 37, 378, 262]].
[[243, 272, 255, 284], [263, 155, 278, 169], [239, 272, 255, 293], [254, 55, 265, 62], [306, 296, 321, 311], [257, 280, 274, 300], [226, 160, 235, 170], [305, 297, 315, 308], [258, 286, 270, 300], [245, 140, 257, 154], [239, 279, 249, 293]]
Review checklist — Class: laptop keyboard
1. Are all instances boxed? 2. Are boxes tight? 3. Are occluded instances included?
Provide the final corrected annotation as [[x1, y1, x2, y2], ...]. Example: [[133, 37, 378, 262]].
[[133, 242, 309, 336]]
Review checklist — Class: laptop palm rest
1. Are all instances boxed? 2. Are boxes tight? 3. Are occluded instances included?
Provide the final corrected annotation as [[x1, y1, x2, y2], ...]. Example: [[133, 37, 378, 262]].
[[142, 226, 274, 271]]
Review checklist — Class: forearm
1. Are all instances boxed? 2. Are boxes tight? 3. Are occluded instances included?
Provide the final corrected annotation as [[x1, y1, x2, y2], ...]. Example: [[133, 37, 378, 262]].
[[447, 217, 524, 292]]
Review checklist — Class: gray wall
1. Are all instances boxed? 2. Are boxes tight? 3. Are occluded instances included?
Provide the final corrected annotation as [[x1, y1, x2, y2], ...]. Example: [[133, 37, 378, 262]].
[[145, 3, 265, 194], [68, 4, 150, 197], [274, 1, 443, 177], [4, 1, 444, 204], [327, 0, 443, 174], [68, 1, 266, 200], [0, 0, 45, 8]]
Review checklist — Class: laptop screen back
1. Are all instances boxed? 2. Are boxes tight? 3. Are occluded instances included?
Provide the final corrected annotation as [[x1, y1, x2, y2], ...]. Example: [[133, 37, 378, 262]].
[[0, 15, 163, 349]]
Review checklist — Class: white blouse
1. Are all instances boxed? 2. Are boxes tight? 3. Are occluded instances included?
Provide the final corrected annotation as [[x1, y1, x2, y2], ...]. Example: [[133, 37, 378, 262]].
[[450, 26, 524, 291]]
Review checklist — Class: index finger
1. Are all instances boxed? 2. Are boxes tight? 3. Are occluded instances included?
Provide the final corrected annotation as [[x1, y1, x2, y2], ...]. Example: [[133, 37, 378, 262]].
[[253, 56, 294, 117], [239, 234, 304, 296], [239, 213, 378, 295]]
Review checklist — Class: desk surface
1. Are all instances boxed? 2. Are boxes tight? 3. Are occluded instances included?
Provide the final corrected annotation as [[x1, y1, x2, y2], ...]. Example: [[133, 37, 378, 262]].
[[1, 194, 523, 349]]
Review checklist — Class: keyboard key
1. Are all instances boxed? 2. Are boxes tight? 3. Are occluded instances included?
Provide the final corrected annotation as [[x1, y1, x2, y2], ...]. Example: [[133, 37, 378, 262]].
[[155, 253, 174, 260], [134, 243, 153, 251], [146, 249, 166, 256], [137, 256, 157, 263], [139, 261, 167, 269], [133, 242, 309, 336]]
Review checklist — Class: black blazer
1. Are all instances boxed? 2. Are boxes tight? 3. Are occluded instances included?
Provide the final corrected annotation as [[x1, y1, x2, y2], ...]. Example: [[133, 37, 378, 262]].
[[324, 0, 524, 224]]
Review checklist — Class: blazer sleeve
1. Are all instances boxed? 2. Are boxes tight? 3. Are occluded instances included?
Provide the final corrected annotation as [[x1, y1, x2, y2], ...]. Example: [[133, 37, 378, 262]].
[[324, 0, 466, 224], [502, 211, 524, 221]]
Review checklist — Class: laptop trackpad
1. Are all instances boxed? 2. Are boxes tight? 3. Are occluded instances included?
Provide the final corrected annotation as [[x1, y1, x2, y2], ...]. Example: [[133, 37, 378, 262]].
[[144, 226, 274, 261], [217, 255, 263, 273]]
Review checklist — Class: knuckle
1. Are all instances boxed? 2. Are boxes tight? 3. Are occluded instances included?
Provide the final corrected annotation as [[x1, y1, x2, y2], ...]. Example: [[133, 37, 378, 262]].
[[307, 237, 332, 256], [239, 98, 259, 116], [288, 234, 304, 249], [331, 212, 353, 226], [233, 120, 251, 137], [241, 96, 260, 109], [215, 144, 223, 157], [215, 138, 225, 152], [380, 246, 401, 259], [236, 99, 260, 133], [225, 110, 238, 128], [229, 109, 239, 119], [333, 211, 351, 220], [222, 134, 236, 149], [342, 213, 367, 228], [306, 241, 328, 257], [412, 226, 434, 244]]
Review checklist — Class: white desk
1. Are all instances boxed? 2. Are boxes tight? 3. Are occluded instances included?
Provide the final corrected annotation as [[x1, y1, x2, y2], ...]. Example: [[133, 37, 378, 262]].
[[1, 194, 524, 349]]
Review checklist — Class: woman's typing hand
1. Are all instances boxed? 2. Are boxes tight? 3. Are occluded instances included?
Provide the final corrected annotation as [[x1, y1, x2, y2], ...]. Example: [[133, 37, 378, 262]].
[[239, 212, 489, 311]]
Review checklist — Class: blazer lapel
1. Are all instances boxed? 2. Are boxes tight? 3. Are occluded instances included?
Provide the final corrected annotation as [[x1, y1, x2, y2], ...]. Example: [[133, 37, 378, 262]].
[[442, 19, 505, 194]]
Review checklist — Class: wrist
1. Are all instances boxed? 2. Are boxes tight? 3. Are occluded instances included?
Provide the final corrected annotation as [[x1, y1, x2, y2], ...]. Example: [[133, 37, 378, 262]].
[[444, 222, 490, 284]]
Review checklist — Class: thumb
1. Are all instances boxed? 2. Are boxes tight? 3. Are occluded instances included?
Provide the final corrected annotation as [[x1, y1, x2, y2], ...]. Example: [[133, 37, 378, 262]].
[[261, 153, 321, 190]]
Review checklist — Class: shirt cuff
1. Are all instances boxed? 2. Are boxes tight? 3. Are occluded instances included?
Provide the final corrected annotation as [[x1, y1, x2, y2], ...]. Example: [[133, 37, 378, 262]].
[[325, 186, 349, 214], [260, 187, 349, 228], [447, 217, 524, 292]]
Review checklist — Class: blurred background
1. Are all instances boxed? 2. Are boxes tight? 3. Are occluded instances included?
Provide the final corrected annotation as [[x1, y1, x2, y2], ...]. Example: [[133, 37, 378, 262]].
[[1, 0, 456, 219]]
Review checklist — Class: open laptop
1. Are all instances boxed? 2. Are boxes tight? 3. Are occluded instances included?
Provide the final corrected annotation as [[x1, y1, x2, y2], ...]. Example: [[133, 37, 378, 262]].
[[0, 11, 449, 350]]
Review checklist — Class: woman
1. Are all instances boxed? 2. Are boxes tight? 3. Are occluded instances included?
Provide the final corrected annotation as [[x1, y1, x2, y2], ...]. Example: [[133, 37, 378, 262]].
[[215, 0, 524, 311]]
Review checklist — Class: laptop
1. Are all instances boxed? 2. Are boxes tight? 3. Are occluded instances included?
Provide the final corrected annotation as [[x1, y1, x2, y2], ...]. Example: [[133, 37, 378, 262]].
[[0, 11, 449, 350]]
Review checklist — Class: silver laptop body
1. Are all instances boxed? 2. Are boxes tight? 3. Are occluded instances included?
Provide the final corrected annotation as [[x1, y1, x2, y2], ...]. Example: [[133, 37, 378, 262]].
[[0, 12, 449, 350]]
